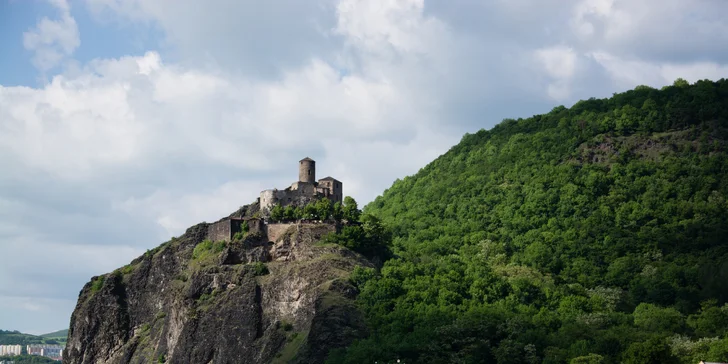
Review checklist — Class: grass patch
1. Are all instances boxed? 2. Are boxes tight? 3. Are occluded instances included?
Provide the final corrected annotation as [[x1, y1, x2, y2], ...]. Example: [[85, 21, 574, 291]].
[[280, 320, 294, 332], [251, 262, 270, 276], [90, 276, 105, 294], [120, 264, 135, 275], [271, 329, 308, 364], [191, 239, 227, 266]]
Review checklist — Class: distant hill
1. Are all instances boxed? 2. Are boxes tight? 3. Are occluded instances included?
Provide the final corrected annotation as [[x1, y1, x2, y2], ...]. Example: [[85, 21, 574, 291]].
[[0, 329, 66, 346], [39, 329, 67, 339]]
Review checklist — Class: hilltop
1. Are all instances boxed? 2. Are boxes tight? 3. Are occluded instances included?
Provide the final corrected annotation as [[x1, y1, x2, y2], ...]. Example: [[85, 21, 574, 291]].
[[40, 329, 68, 339], [65, 197, 389, 364]]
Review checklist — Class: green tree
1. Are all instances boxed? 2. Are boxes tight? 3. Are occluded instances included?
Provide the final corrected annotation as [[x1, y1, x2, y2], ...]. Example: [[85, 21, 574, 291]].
[[570, 353, 604, 364], [303, 203, 318, 220], [283, 205, 297, 221], [315, 198, 333, 221], [633, 303, 685, 333], [343, 196, 361, 222], [332, 201, 343, 221], [622, 338, 678, 364], [270, 204, 284, 222], [673, 78, 689, 87]]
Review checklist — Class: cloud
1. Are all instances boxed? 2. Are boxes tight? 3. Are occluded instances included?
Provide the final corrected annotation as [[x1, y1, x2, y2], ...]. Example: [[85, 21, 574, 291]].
[[535, 45, 580, 100], [22, 0, 80, 72], [570, 0, 728, 62], [84, 0, 342, 79], [591, 51, 728, 89]]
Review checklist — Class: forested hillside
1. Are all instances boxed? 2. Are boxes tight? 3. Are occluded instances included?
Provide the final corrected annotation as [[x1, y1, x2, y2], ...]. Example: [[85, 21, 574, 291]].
[[328, 78, 728, 363], [0, 329, 65, 346]]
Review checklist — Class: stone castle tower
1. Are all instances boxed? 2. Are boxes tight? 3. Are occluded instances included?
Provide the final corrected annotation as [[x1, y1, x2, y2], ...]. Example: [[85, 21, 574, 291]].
[[299, 157, 315, 183], [259, 157, 343, 216]]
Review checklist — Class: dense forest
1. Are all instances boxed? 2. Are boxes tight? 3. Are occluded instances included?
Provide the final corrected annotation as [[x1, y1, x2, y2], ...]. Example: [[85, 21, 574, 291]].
[[326, 78, 728, 363]]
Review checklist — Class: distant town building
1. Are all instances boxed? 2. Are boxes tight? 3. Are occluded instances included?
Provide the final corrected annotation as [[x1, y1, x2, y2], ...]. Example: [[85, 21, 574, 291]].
[[41, 346, 63, 360], [26, 345, 42, 356], [0, 345, 21, 356], [26, 344, 63, 360]]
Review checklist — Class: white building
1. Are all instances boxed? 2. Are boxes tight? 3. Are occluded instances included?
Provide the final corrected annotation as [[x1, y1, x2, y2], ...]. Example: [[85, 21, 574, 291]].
[[0, 345, 21, 356]]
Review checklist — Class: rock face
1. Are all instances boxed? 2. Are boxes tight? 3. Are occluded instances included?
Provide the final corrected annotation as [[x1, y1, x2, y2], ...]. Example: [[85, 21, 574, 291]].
[[65, 206, 372, 364]]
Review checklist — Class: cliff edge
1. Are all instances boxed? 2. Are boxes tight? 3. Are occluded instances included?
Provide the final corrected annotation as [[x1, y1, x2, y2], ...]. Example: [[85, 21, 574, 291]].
[[64, 204, 372, 364]]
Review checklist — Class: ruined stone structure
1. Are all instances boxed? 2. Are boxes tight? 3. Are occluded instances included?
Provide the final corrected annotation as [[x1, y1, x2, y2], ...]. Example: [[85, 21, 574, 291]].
[[207, 217, 265, 242], [259, 157, 342, 215]]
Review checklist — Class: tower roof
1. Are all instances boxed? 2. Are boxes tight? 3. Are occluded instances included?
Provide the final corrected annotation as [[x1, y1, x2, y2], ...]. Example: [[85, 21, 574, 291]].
[[319, 176, 340, 182], [300, 157, 315, 162]]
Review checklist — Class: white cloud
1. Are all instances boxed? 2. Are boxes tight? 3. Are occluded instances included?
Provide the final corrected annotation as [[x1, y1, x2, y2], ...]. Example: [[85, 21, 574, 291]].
[[535, 45, 580, 100], [570, 0, 728, 62], [23, 0, 80, 72], [591, 51, 728, 89]]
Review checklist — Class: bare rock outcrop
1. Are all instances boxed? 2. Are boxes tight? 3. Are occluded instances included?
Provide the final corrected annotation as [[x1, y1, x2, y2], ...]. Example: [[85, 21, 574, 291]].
[[64, 207, 371, 364]]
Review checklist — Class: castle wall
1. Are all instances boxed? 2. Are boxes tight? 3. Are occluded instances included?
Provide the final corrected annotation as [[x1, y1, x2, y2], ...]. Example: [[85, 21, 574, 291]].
[[317, 179, 343, 204], [265, 222, 338, 244], [247, 218, 265, 236], [260, 183, 321, 214], [207, 218, 265, 242], [207, 219, 232, 242], [266, 223, 296, 243]]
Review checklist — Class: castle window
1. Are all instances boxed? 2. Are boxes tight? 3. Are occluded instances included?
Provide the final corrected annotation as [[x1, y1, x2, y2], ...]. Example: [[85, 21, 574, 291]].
[[308, 169, 311, 176]]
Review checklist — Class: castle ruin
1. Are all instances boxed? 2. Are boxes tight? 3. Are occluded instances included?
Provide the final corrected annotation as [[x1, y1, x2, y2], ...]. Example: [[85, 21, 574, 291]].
[[259, 157, 342, 216]]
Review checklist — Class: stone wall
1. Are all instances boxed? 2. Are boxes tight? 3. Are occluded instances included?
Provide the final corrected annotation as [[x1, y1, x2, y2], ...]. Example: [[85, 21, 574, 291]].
[[266, 223, 296, 243], [247, 218, 265, 236], [207, 218, 265, 242], [259, 183, 321, 215], [299, 159, 316, 183], [295, 223, 337, 244], [265, 222, 338, 244], [208, 219, 233, 242]]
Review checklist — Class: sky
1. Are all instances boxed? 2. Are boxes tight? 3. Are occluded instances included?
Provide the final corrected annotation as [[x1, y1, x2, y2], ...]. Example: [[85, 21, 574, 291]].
[[0, 0, 727, 335]]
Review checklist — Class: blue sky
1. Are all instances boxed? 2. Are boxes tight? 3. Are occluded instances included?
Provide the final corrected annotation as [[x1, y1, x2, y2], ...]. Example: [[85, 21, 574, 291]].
[[0, 0, 158, 86], [0, 0, 727, 335]]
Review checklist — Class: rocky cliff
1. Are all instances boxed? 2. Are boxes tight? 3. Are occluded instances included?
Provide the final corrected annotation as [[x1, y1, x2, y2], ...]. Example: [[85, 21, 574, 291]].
[[64, 205, 372, 364]]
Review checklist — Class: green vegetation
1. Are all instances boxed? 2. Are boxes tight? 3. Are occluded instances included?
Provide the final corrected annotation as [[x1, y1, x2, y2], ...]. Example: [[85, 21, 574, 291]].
[[39, 329, 67, 338], [0, 354, 60, 363], [269, 196, 359, 223], [191, 239, 227, 263], [89, 275, 105, 294], [268, 196, 390, 259], [250, 261, 270, 276], [320, 214, 391, 260], [327, 79, 728, 363], [233, 221, 250, 241], [0, 330, 65, 346], [271, 329, 307, 364]]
